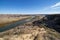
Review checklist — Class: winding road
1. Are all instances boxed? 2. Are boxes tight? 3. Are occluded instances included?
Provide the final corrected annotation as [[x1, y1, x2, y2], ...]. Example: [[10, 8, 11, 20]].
[[0, 16, 36, 32]]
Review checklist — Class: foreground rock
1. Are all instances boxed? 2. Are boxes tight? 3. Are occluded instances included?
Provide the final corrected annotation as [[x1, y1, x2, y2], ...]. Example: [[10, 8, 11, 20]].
[[0, 25, 60, 40]]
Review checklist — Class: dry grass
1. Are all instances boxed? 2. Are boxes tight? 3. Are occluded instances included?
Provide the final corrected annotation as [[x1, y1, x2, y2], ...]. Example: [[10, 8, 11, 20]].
[[46, 28, 60, 39], [0, 16, 30, 27], [40, 25, 60, 39]]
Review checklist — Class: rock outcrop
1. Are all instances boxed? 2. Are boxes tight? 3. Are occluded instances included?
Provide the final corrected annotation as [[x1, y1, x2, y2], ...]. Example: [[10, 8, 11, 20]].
[[0, 25, 60, 40], [44, 14, 60, 33], [32, 14, 60, 33]]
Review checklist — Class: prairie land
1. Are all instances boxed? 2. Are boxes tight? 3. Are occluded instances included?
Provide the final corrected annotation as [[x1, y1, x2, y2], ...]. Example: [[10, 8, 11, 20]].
[[0, 15, 31, 27]]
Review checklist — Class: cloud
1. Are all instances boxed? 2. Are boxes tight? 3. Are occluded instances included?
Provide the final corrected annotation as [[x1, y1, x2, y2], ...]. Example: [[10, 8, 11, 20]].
[[51, 2, 60, 8], [42, 2, 60, 10], [38, 2, 60, 14]]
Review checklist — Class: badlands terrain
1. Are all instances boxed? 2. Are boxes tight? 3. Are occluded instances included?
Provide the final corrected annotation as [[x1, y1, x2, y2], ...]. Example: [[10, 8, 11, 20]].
[[0, 14, 60, 40]]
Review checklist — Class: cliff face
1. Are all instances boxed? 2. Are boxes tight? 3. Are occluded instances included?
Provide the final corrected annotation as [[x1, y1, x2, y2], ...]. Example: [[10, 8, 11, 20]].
[[44, 14, 60, 33], [0, 25, 60, 40]]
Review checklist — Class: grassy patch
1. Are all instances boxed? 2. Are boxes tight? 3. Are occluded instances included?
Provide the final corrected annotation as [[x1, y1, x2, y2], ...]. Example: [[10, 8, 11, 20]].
[[40, 25, 60, 39], [0, 16, 31, 27], [0, 21, 18, 27]]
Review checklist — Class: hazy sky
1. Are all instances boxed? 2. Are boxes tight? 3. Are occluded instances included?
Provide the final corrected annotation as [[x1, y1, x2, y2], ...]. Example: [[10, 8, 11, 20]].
[[0, 0, 60, 14]]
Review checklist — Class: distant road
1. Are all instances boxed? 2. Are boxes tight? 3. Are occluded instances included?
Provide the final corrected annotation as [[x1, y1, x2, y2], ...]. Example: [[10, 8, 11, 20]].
[[0, 16, 36, 32]]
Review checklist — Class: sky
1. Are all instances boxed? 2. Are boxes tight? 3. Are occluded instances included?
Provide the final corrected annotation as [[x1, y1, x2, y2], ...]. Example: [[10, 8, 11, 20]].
[[0, 0, 60, 14]]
